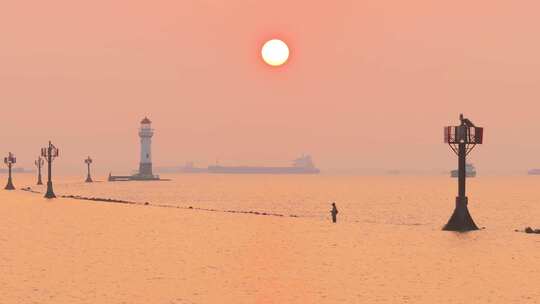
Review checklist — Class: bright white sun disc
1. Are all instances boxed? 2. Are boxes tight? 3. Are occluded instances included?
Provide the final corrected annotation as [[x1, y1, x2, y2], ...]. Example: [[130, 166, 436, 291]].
[[261, 39, 289, 66]]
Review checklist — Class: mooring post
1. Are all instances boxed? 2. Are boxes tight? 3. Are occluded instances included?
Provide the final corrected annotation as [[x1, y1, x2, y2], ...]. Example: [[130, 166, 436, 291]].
[[443, 114, 483, 231]]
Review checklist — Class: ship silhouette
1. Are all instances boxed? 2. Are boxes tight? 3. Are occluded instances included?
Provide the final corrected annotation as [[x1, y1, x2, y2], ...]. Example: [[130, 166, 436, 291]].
[[208, 155, 320, 174], [451, 163, 476, 178]]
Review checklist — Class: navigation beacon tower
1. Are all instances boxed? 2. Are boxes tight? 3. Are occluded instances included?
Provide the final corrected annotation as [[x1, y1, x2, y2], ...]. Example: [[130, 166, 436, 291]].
[[138, 117, 154, 177]]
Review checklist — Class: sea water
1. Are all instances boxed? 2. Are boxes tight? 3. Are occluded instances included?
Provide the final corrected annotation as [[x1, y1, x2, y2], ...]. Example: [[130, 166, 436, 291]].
[[22, 173, 540, 229]]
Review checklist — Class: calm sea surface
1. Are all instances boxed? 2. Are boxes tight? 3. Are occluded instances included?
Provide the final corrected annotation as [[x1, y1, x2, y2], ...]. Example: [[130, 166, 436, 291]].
[[20, 174, 540, 230], [5, 173, 540, 303]]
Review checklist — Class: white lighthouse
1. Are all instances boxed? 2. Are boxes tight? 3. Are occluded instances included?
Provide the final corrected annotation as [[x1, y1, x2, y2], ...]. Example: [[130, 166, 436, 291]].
[[108, 117, 160, 181], [138, 117, 154, 176]]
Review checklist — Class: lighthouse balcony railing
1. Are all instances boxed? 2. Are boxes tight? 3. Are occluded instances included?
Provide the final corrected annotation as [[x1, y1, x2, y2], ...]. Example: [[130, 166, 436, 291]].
[[139, 129, 154, 136]]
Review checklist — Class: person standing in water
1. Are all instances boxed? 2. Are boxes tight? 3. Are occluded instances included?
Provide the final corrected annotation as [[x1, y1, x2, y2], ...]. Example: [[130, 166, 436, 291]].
[[330, 202, 338, 223]]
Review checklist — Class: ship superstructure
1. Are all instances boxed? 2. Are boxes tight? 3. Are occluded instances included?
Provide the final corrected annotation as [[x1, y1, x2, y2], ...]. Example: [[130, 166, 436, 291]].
[[451, 163, 476, 178]]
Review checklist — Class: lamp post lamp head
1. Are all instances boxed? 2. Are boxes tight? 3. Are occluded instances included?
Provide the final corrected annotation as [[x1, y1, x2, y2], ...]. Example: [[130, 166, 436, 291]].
[[41, 142, 59, 159], [4, 152, 16, 165]]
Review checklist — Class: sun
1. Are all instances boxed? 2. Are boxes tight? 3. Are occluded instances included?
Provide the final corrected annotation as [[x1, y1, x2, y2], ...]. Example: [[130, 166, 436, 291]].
[[261, 39, 289, 67]]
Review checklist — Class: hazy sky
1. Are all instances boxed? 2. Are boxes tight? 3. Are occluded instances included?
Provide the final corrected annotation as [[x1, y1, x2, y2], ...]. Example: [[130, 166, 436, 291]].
[[1, 0, 540, 174]]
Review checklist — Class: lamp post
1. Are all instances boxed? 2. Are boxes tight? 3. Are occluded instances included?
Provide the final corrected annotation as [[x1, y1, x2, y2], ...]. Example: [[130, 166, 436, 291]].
[[84, 156, 93, 183], [41, 141, 59, 199], [443, 114, 484, 231], [3, 152, 16, 190], [35, 157, 44, 185]]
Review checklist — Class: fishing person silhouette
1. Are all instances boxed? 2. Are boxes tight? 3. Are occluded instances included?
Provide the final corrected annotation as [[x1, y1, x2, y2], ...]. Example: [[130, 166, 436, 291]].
[[330, 202, 338, 223]]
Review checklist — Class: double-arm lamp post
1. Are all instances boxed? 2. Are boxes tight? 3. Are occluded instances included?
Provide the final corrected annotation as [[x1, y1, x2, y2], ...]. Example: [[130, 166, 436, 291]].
[[84, 156, 93, 183], [35, 157, 44, 185], [4, 152, 16, 190], [41, 141, 59, 199]]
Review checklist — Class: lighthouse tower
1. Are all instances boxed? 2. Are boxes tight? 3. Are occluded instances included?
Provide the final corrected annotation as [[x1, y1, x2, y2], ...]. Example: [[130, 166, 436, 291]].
[[138, 117, 154, 177]]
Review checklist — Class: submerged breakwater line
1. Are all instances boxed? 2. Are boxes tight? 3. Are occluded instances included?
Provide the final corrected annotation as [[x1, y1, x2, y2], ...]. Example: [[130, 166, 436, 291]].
[[20, 187, 301, 219]]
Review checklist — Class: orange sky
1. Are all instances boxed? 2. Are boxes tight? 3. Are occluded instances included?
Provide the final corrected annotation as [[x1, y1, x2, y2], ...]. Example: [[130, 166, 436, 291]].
[[1, 0, 540, 174]]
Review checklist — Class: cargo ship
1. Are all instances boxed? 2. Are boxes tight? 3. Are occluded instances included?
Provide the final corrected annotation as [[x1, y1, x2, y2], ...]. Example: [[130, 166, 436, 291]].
[[451, 163, 476, 178], [0, 167, 34, 174], [155, 162, 208, 174], [208, 155, 320, 174]]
